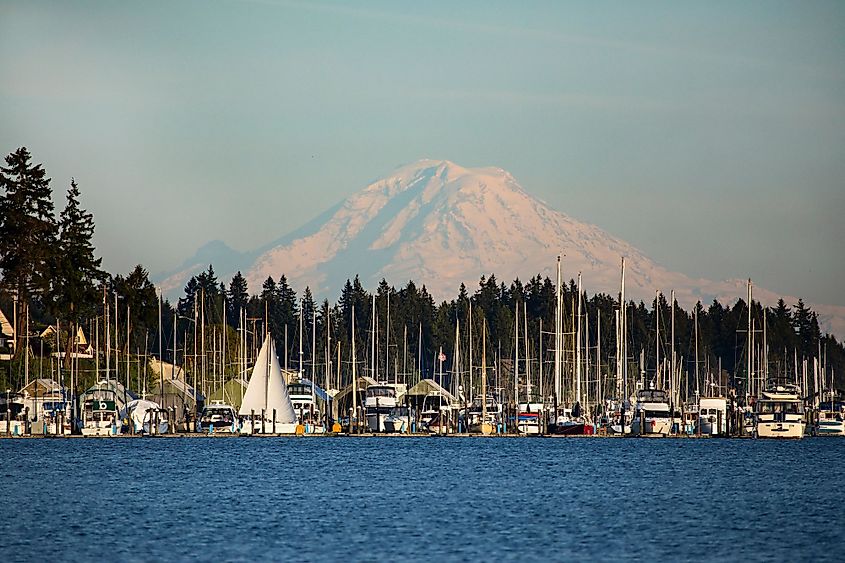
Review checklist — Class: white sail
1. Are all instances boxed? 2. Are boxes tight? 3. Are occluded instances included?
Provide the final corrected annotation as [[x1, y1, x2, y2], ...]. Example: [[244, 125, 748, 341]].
[[239, 334, 296, 423]]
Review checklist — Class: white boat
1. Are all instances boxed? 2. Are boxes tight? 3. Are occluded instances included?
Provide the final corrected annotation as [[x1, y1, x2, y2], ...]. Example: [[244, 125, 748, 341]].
[[754, 385, 804, 439], [81, 388, 121, 437], [630, 389, 672, 436], [466, 393, 501, 434], [815, 396, 844, 437], [121, 399, 169, 435], [365, 384, 399, 433], [697, 397, 727, 436], [383, 406, 412, 433], [239, 333, 297, 434], [200, 401, 239, 433], [516, 402, 544, 435]]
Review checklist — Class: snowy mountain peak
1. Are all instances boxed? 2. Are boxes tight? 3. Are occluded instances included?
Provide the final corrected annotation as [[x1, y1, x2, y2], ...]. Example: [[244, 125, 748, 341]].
[[158, 160, 845, 337]]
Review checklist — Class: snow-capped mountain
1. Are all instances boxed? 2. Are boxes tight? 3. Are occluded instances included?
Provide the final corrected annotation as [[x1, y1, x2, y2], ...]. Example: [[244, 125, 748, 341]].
[[158, 159, 845, 336]]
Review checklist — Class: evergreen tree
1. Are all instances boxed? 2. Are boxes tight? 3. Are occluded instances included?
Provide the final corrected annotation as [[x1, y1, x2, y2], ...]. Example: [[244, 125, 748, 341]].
[[49, 179, 104, 327], [0, 147, 57, 353], [227, 271, 249, 324]]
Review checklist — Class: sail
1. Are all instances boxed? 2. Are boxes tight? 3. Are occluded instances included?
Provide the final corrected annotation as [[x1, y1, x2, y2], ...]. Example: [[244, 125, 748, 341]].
[[239, 334, 296, 423]]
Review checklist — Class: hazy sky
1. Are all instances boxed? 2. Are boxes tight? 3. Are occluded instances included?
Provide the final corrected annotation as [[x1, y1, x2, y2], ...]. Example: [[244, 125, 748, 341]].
[[2, 1, 844, 304]]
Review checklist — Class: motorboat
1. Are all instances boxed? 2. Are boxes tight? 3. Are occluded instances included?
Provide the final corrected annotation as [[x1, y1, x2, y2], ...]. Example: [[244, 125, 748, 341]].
[[630, 389, 672, 436], [754, 385, 804, 439], [697, 397, 727, 436], [365, 384, 399, 433], [200, 401, 238, 433]]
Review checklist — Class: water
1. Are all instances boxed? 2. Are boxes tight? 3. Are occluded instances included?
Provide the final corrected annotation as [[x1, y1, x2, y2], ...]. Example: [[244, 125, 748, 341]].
[[1, 437, 843, 562]]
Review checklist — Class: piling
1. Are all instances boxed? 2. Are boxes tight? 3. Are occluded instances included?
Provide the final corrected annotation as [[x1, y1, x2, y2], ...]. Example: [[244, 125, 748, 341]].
[[272, 409, 277, 434]]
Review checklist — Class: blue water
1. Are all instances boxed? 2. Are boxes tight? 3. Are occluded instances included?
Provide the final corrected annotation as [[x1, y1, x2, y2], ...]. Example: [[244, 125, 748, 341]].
[[1, 437, 843, 562]]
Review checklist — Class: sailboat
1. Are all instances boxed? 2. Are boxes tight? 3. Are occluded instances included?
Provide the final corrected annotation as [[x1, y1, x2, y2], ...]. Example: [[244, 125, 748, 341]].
[[239, 333, 298, 434]]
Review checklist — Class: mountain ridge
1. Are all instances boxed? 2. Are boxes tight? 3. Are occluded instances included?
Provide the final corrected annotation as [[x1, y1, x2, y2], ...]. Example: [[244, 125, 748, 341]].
[[156, 159, 845, 337]]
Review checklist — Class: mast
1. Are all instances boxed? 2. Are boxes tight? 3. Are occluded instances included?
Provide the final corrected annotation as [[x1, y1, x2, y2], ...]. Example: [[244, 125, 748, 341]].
[[351, 304, 358, 431], [481, 319, 488, 426], [514, 301, 519, 408], [654, 290, 660, 391], [454, 314, 460, 400], [747, 279, 753, 400], [621, 258, 627, 402], [105, 288, 110, 381], [385, 292, 390, 384], [468, 303, 473, 402], [695, 305, 700, 398], [312, 307, 317, 407], [299, 298, 304, 379], [157, 288, 163, 406], [596, 312, 601, 414], [576, 272, 582, 406], [671, 290, 676, 404], [371, 294, 376, 381], [555, 256, 562, 404], [524, 301, 529, 404]]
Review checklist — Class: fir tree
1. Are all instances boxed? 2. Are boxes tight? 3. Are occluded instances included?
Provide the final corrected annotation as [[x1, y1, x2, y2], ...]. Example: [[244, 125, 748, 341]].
[[0, 147, 57, 353], [49, 179, 104, 327]]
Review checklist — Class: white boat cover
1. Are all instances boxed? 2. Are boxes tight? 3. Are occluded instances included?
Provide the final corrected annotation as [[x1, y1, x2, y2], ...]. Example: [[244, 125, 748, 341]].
[[239, 334, 296, 423], [120, 399, 169, 434]]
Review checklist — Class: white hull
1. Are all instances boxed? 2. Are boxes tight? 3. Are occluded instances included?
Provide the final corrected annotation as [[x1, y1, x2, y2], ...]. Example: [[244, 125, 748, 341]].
[[366, 412, 390, 433], [631, 417, 672, 436], [698, 417, 725, 436], [239, 419, 298, 435], [756, 421, 804, 439], [82, 423, 120, 436], [383, 417, 408, 433], [816, 420, 845, 436]]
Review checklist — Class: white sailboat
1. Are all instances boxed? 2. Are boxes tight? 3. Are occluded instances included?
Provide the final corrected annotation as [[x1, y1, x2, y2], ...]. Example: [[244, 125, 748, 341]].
[[239, 333, 297, 434]]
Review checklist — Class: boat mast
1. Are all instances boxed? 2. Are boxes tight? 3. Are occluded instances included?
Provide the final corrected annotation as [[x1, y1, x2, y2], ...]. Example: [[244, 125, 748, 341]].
[[371, 294, 376, 381], [576, 272, 582, 406], [514, 301, 519, 408], [351, 304, 358, 430], [523, 301, 529, 404], [385, 292, 390, 384], [621, 258, 627, 402], [454, 314, 460, 400], [655, 290, 660, 391], [299, 298, 304, 380], [468, 303, 473, 403], [555, 256, 562, 405], [695, 305, 700, 399], [312, 307, 317, 408], [747, 279, 753, 401], [671, 290, 676, 404]]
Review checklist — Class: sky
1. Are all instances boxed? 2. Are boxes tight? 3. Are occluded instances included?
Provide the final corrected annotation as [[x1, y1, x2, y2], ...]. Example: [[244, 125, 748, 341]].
[[1, 1, 844, 305]]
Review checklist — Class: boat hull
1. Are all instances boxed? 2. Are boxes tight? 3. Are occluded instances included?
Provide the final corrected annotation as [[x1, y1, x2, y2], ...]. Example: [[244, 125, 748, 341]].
[[816, 420, 845, 436], [756, 421, 804, 439], [549, 422, 595, 436], [630, 418, 672, 436]]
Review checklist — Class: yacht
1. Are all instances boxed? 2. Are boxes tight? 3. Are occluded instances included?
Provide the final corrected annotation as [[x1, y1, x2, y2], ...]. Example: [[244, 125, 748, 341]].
[[697, 397, 727, 436], [516, 402, 544, 435], [365, 384, 399, 433], [288, 381, 320, 425], [466, 393, 501, 434], [383, 406, 413, 433], [754, 385, 804, 439], [200, 401, 239, 433], [81, 387, 121, 436], [549, 402, 595, 435], [630, 389, 672, 436], [815, 393, 844, 437]]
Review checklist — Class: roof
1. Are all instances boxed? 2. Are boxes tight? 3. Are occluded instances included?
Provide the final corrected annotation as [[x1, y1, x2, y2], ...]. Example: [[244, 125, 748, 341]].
[[332, 375, 378, 403], [406, 378, 458, 404], [20, 378, 63, 396]]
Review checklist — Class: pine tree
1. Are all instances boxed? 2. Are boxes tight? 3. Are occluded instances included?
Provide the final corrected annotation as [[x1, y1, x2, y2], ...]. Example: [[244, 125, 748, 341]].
[[49, 179, 104, 326], [0, 148, 57, 353], [227, 271, 249, 324]]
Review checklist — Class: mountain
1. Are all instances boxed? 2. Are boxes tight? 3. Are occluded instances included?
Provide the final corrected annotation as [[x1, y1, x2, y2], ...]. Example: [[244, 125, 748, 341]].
[[158, 159, 845, 336]]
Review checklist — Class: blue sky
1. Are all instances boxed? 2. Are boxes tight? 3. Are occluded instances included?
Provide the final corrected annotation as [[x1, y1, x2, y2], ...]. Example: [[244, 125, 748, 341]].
[[1, 1, 844, 304]]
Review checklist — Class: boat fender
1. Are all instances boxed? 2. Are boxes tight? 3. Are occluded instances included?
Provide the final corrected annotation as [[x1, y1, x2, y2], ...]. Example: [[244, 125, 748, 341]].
[[295, 424, 305, 435]]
